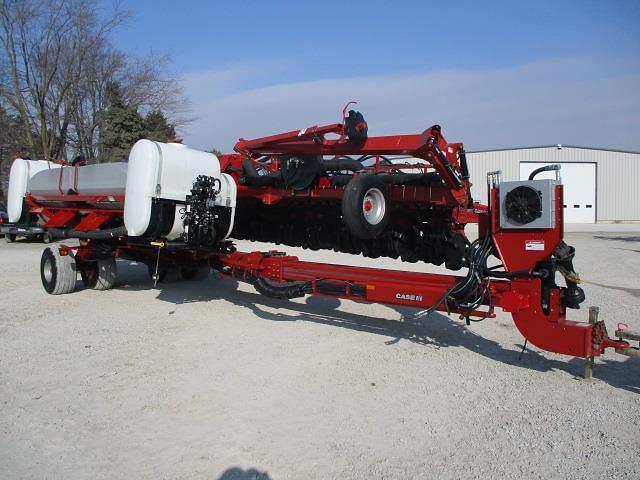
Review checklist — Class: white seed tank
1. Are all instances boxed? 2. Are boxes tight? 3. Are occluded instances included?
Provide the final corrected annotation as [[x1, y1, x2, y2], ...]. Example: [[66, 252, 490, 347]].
[[124, 140, 236, 239], [7, 159, 62, 223]]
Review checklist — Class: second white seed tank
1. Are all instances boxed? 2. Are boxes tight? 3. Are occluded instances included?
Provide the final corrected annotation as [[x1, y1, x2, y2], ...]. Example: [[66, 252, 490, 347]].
[[124, 140, 221, 236]]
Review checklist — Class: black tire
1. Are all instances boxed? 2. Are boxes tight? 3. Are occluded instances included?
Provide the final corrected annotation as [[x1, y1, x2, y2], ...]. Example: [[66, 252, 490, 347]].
[[361, 239, 382, 259], [79, 265, 95, 287], [41, 246, 76, 295], [80, 257, 117, 290], [180, 266, 210, 281], [341, 174, 390, 239], [42, 232, 51, 244], [5, 233, 16, 243]]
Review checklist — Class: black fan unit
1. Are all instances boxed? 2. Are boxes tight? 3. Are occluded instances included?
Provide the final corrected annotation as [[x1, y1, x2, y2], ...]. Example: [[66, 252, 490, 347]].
[[504, 185, 543, 225]]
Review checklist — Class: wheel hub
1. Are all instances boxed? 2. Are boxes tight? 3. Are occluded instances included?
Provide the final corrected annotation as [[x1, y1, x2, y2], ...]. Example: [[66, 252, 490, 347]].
[[43, 257, 53, 283], [362, 187, 386, 225]]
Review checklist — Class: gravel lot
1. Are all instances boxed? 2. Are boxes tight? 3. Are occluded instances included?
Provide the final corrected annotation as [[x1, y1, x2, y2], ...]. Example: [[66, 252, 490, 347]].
[[1, 230, 639, 479]]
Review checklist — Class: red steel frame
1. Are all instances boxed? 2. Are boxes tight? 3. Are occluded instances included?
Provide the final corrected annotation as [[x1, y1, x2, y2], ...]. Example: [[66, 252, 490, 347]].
[[21, 118, 632, 363], [218, 251, 619, 358], [224, 123, 473, 212], [218, 119, 630, 359], [25, 190, 124, 232]]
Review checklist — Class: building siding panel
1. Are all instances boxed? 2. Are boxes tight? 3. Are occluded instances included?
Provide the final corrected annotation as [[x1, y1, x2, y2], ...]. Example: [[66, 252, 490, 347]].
[[467, 147, 640, 222]]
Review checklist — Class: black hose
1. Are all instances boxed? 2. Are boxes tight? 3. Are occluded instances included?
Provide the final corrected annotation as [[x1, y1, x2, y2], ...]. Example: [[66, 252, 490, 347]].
[[484, 269, 546, 279], [242, 158, 260, 176], [432, 145, 463, 188], [528, 164, 560, 180], [240, 158, 280, 186], [329, 174, 352, 186], [239, 175, 277, 186], [48, 226, 127, 240], [459, 149, 470, 180], [254, 277, 312, 299], [376, 172, 443, 186], [321, 158, 364, 172], [330, 172, 443, 187], [438, 234, 494, 315]]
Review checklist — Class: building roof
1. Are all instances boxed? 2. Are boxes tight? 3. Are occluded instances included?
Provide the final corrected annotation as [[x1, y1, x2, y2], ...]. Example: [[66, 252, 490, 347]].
[[467, 145, 640, 155]]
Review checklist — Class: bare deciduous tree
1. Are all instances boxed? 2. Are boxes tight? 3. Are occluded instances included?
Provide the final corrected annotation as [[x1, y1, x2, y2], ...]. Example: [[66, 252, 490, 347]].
[[67, 47, 189, 160], [0, 0, 128, 159], [0, 0, 189, 162]]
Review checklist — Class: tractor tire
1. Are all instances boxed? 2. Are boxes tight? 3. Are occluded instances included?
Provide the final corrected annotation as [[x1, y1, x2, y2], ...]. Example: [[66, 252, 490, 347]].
[[341, 174, 390, 239], [41, 246, 77, 295], [180, 266, 210, 281], [80, 257, 117, 290], [5, 233, 16, 243]]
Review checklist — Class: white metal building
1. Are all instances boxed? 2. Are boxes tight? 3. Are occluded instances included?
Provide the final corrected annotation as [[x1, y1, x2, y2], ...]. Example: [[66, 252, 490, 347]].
[[466, 146, 640, 223]]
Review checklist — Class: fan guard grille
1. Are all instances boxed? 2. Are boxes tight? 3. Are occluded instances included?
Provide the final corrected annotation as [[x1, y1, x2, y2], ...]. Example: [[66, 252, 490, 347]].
[[504, 185, 543, 225]]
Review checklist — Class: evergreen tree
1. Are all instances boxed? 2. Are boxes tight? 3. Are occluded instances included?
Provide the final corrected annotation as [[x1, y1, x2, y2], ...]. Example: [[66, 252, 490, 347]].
[[98, 82, 146, 162], [144, 110, 176, 143]]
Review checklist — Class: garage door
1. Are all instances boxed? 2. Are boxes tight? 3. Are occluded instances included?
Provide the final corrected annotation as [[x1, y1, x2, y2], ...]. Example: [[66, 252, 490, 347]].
[[519, 162, 596, 223]]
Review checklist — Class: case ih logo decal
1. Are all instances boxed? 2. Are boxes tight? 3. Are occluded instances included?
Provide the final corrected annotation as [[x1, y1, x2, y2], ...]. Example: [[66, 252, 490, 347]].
[[396, 293, 424, 302]]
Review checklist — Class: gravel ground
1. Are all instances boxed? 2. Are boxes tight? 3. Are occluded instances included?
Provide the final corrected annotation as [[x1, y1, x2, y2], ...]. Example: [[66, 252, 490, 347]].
[[0, 230, 638, 479]]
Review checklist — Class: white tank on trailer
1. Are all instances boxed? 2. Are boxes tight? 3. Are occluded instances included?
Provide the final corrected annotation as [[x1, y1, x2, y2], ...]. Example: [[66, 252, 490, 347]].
[[124, 140, 222, 237], [27, 163, 127, 197], [7, 159, 61, 223]]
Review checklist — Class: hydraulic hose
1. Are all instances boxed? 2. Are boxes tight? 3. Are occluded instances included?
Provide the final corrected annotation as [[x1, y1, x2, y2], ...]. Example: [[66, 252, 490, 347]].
[[528, 164, 560, 180], [253, 276, 312, 299], [321, 158, 364, 172], [376, 172, 443, 186], [48, 226, 127, 240], [240, 158, 280, 186], [330, 172, 443, 187]]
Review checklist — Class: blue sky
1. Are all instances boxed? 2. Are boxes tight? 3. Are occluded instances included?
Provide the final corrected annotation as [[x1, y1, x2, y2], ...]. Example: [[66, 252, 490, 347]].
[[111, 0, 640, 152]]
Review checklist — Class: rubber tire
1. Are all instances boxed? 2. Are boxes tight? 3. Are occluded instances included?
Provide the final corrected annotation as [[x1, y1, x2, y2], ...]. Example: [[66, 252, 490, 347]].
[[41, 246, 77, 295], [341, 174, 390, 240], [5, 233, 16, 243], [80, 257, 117, 290], [180, 266, 210, 281]]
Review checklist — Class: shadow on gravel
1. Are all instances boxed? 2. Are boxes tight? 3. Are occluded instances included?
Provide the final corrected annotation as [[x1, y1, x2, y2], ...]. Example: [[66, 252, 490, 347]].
[[592, 235, 640, 253], [583, 280, 640, 298], [217, 467, 271, 480], [115, 260, 219, 304], [593, 235, 640, 242], [115, 260, 640, 394]]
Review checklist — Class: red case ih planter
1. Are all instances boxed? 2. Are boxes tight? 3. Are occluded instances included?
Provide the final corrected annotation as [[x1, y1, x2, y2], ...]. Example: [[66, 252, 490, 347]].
[[12, 108, 636, 376]]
